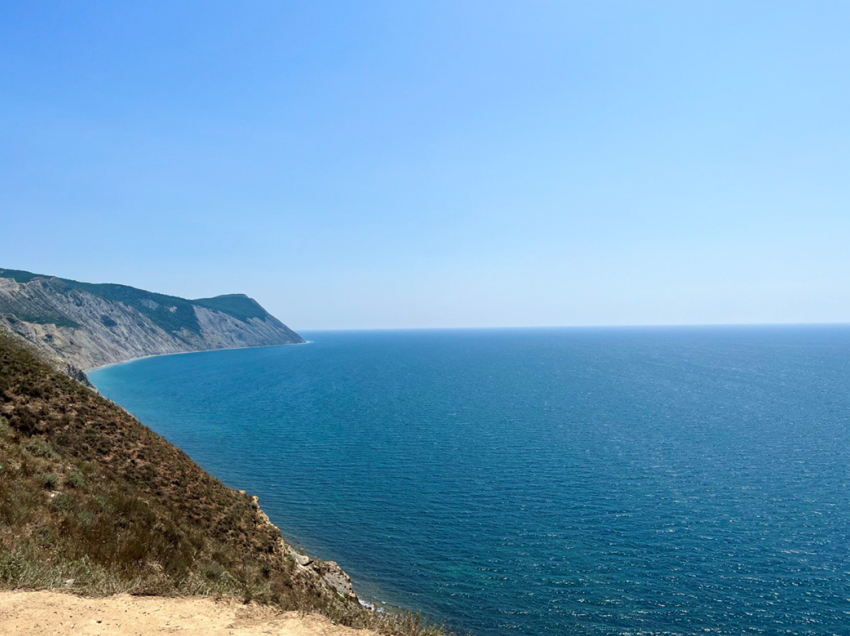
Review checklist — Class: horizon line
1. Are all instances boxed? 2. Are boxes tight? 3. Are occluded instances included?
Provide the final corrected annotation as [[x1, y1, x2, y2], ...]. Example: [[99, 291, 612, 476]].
[[297, 321, 850, 332]]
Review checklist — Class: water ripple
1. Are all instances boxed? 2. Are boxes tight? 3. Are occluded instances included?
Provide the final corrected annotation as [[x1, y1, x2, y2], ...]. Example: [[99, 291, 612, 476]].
[[90, 326, 850, 636]]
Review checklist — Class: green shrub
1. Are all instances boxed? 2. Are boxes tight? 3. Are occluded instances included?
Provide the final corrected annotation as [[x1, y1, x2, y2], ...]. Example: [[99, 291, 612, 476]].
[[24, 437, 57, 459], [65, 472, 85, 488], [36, 473, 59, 489]]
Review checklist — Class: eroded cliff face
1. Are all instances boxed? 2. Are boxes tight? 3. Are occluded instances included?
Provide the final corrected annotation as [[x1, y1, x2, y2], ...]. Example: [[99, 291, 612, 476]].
[[0, 272, 304, 371]]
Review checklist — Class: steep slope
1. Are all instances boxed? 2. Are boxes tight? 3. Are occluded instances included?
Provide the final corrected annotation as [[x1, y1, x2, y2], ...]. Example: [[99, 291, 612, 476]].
[[0, 268, 304, 371], [0, 330, 351, 605], [0, 331, 444, 636]]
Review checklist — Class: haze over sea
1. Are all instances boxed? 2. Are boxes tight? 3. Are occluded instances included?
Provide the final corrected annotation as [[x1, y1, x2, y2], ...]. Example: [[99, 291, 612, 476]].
[[89, 327, 850, 636]]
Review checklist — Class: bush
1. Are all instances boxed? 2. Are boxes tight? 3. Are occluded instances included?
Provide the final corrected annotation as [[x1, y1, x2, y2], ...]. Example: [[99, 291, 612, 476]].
[[36, 473, 59, 490], [65, 472, 85, 488], [24, 438, 57, 459]]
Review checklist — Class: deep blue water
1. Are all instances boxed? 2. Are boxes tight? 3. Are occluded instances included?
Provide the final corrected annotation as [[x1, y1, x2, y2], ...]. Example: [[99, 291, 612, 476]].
[[89, 327, 850, 636]]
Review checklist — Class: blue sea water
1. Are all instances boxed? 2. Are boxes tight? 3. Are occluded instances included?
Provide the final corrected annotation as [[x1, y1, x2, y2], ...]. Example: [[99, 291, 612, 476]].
[[89, 327, 850, 636]]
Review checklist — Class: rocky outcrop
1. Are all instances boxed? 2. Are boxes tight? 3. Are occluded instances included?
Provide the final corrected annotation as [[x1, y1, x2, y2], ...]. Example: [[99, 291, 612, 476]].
[[248, 495, 357, 601], [0, 269, 304, 371]]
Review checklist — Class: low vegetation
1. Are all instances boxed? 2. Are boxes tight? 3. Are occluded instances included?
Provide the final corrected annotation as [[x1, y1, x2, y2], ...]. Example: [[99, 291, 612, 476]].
[[0, 331, 449, 635], [193, 294, 272, 322]]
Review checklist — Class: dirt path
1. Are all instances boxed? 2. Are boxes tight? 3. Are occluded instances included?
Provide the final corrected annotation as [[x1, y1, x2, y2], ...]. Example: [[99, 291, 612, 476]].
[[0, 591, 379, 636]]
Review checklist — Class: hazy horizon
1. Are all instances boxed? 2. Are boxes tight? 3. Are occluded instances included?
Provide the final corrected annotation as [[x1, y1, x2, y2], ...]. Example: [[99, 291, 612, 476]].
[[4, 2, 849, 330]]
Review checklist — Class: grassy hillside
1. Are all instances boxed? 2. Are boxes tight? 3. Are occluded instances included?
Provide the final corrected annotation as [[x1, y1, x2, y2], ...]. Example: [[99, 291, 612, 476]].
[[0, 331, 444, 635]]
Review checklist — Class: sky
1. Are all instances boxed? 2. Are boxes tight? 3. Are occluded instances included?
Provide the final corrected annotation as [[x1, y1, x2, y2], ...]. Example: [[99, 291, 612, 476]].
[[2, 2, 849, 330]]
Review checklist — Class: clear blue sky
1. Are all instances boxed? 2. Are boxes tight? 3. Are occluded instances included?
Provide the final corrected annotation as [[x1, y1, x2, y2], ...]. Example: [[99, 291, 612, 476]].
[[2, 2, 848, 330]]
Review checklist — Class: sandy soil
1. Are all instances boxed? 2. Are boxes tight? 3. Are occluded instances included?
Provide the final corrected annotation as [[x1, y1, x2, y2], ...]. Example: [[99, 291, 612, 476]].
[[0, 591, 378, 636]]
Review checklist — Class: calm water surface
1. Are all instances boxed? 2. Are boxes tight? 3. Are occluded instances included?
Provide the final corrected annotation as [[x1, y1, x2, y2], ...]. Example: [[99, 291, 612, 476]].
[[89, 327, 850, 636]]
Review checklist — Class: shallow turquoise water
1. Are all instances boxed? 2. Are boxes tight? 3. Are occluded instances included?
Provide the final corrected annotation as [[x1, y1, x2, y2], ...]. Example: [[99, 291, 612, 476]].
[[90, 327, 850, 635]]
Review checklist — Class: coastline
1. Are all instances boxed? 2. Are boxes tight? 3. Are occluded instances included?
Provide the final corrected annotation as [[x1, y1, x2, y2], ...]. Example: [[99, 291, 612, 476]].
[[84, 340, 312, 373]]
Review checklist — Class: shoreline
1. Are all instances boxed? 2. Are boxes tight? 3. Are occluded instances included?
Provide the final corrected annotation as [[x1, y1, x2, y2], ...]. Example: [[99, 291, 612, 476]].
[[84, 340, 312, 373]]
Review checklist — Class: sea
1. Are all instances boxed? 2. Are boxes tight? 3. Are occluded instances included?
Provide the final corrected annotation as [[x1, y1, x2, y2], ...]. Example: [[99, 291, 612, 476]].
[[88, 326, 850, 636]]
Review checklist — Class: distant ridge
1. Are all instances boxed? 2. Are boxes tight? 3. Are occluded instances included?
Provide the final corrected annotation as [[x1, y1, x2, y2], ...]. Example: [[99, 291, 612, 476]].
[[0, 268, 304, 373]]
